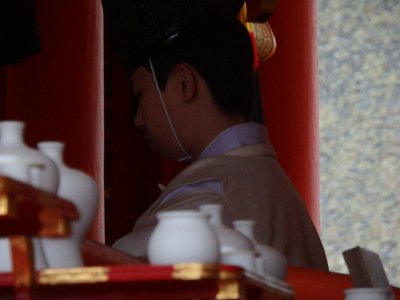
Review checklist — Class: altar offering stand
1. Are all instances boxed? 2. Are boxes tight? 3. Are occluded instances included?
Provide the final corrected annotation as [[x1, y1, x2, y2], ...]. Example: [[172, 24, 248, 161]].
[[0, 176, 293, 300]]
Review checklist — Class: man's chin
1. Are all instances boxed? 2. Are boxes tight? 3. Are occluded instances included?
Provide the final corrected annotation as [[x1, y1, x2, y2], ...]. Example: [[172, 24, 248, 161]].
[[147, 143, 184, 161], [148, 144, 169, 158], [148, 143, 160, 154]]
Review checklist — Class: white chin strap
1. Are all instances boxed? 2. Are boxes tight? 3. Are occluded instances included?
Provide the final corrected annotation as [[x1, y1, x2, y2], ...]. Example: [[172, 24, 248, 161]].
[[148, 58, 192, 162]]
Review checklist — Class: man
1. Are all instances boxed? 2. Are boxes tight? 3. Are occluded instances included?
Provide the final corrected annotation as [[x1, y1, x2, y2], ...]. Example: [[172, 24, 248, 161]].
[[103, 0, 328, 270]]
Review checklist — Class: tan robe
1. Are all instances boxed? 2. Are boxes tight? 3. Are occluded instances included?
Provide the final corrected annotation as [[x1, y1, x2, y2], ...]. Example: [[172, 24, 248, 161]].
[[113, 143, 329, 270]]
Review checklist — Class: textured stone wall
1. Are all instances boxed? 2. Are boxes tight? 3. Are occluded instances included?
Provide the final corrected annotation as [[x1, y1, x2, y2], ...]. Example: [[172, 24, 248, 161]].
[[318, 0, 400, 286]]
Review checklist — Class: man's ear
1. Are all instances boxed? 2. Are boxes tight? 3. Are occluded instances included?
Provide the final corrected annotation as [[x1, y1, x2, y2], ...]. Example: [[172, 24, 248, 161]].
[[171, 63, 197, 102]]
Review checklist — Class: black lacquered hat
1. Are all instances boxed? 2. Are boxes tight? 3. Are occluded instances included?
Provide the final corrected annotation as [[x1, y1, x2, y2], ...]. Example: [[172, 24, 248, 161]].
[[102, 0, 245, 76]]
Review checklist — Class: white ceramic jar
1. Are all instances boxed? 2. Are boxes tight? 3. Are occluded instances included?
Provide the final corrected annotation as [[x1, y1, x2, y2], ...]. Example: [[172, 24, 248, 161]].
[[38, 141, 99, 268], [148, 210, 220, 265], [233, 220, 288, 280], [0, 121, 60, 272]]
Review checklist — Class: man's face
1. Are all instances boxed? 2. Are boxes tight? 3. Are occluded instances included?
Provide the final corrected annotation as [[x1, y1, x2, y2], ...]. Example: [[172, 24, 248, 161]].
[[131, 66, 182, 160]]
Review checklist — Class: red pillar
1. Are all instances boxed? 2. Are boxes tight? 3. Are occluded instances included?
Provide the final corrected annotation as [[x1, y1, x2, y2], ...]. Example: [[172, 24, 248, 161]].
[[259, 0, 320, 228], [2, 0, 104, 241]]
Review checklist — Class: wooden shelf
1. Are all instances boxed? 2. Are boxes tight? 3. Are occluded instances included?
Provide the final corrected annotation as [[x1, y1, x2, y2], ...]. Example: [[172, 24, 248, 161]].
[[0, 263, 293, 300]]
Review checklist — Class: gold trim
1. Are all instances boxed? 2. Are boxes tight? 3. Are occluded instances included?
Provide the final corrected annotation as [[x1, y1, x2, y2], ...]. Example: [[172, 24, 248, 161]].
[[0, 192, 10, 216], [245, 21, 254, 35], [217, 279, 243, 300], [172, 264, 245, 299], [217, 270, 244, 299], [237, 3, 248, 24], [10, 236, 34, 289], [38, 208, 71, 237], [172, 263, 219, 280], [39, 267, 109, 285], [219, 269, 241, 280]]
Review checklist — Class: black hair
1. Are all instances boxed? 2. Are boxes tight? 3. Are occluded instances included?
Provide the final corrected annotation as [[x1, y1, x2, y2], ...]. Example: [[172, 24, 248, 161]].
[[144, 18, 255, 120]]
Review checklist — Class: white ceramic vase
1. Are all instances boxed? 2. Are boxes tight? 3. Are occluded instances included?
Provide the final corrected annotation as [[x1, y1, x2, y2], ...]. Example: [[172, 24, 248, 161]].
[[0, 121, 60, 272], [233, 220, 288, 280], [38, 141, 99, 268], [148, 210, 220, 265], [0, 121, 59, 192], [199, 204, 256, 271]]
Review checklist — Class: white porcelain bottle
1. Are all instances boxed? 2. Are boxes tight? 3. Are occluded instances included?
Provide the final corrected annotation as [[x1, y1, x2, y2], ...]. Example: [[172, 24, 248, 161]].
[[199, 204, 254, 254], [233, 220, 288, 280], [0, 121, 59, 192], [148, 210, 220, 265], [0, 121, 60, 272], [38, 141, 99, 268], [199, 204, 256, 271]]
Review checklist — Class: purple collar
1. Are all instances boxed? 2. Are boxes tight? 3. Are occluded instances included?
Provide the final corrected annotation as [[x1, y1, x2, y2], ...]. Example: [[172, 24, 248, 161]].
[[198, 122, 269, 160]]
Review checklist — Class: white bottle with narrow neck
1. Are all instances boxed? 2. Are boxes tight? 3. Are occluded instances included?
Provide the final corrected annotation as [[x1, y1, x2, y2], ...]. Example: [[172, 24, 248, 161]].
[[199, 204, 254, 254], [0, 121, 59, 192], [0, 120, 60, 272], [233, 220, 288, 280], [199, 204, 256, 272], [38, 141, 99, 268]]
